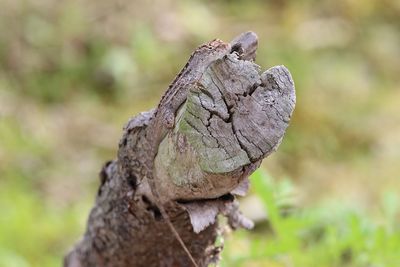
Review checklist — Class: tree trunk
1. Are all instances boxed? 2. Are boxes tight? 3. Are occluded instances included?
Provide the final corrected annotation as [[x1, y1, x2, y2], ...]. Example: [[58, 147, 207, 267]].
[[64, 32, 296, 267]]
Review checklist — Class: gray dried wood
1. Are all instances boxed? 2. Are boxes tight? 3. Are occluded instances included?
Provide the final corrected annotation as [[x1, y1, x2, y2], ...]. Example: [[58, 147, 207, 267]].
[[64, 31, 296, 267]]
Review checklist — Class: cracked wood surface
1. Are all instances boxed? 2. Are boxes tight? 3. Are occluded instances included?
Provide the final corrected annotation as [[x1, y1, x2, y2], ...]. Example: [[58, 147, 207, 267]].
[[64, 32, 296, 267]]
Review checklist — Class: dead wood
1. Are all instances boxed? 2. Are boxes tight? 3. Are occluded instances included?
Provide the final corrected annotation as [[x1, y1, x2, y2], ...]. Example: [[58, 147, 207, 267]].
[[64, 31, 296, 267]]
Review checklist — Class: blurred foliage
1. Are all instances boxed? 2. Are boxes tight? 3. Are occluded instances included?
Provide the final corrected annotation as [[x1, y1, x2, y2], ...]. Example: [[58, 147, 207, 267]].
[[221, 170, 400, 267], [0, 0, 399, 266]]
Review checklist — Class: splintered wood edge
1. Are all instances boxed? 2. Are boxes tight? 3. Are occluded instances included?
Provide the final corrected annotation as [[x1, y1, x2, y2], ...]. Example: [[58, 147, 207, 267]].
[[154, 53, 295, 203]]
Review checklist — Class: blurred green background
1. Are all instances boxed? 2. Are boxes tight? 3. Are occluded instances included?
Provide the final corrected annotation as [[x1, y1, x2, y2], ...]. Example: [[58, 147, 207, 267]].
[[0, 0, 399, 266]]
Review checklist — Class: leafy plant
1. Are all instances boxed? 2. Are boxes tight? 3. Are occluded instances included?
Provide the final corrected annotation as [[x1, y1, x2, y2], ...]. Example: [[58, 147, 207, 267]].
[[221, 169, 400, 267]]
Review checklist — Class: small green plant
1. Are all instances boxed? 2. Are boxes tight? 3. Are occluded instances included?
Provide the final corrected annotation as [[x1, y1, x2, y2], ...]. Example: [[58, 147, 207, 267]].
[[221, 169, 400, 267]]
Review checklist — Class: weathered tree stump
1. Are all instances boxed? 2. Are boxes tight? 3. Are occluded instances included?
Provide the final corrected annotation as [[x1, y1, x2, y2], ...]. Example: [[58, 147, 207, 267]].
[[64, 32, 296, 267]]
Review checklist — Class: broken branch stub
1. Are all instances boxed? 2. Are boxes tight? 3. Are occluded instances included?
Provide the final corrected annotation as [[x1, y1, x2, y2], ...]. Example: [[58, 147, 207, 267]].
[[64, 32, 296, 267], [154, 53, 295, 204]]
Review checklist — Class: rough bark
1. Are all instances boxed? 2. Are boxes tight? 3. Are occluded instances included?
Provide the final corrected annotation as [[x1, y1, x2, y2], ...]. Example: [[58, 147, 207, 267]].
[[64, 32, 296, 267]]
